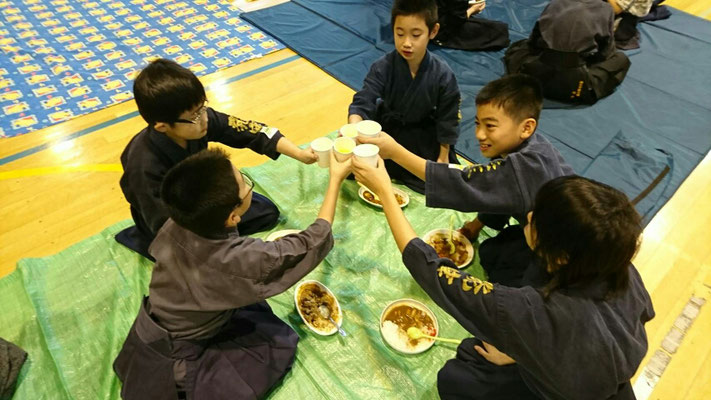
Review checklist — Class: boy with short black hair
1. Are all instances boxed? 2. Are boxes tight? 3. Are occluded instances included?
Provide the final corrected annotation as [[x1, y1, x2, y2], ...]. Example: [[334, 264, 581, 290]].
[[116, 58, 317, 260], [351, 157, 654, 399], [348, 0, 461, 193], [114, 148, 352, 399], [359, 74, 574, 286]]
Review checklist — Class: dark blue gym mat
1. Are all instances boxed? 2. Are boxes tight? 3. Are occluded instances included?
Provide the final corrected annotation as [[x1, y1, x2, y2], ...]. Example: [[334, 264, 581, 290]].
[[243, 0, 711, 223]]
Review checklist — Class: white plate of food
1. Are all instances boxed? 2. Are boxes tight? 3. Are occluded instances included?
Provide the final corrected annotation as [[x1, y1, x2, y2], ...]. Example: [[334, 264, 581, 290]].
[[265, 229, 301, 242], [422, 229, 474, 269], [294, 280, 342, 336], [380, 299, 439, 354], [358, 186, 409, 208]]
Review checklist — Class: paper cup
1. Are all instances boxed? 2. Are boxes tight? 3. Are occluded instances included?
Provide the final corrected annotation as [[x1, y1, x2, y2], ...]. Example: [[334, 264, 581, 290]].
[[353, 144, 379, 167], [333, 137, 356, 162], [339, 123, 359, 138], [356, 120, 381, 138], [311, 137, 333, 168]]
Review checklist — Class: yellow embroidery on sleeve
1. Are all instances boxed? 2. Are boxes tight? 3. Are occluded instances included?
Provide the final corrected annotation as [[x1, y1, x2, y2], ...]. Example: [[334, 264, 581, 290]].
[[437, 266, 461, 285], [228, 116, 264, 134], [247, 120, 263, 134], [462, 276, 494, 295], [463, 159, 505, 180], [437, 266, 494, 294], [228, 115, 248, 132]]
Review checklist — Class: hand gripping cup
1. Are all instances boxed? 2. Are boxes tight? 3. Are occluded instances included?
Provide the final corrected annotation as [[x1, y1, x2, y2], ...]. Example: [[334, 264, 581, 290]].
[[356, 120, 381, 139], [333, 137, 356, 162], [353, 143, 379, 167], [310, 137, 333, 168]]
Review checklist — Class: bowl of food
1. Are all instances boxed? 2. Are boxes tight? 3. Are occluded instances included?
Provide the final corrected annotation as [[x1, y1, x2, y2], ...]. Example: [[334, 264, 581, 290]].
[[422, 229, 474, 269], [380, 299, 439, 354], [358, 186, 409, 208], [265, 229, 301, 242], [294, 280, 342, 336]]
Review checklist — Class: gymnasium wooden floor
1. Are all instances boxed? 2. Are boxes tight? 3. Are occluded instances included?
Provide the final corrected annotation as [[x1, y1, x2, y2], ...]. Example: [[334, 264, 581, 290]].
[[1, 1, 709, 398]]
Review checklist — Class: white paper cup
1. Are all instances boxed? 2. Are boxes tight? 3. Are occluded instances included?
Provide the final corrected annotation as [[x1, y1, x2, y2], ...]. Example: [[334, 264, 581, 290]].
[[333, 137, 356, 162], [339, 123, 359, 138], [353, 143, 379, 167], [356, 120, 382, 138], [310, 137, 333, 168]]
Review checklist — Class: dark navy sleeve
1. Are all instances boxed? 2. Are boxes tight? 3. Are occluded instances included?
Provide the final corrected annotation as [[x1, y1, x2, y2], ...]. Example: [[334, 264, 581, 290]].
[[402, 238, 562, 362], [136, 167, 170, 235], [257, 219, 335, 299], [119, 140, 171, 236], [434, 70, 461, 145], [401, 238, 503, 344], [403, 237, 656, 398], [437, 0, 470, 24], [425, 159, 526, 214], [348, 57, 387, 119], [149, 219, 334, 313], [205, 108, 283, 159], [206, 218, 335, 302]]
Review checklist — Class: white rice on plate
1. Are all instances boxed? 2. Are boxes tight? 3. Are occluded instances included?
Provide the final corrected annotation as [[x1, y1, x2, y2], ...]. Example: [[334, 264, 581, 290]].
[[381, 320, 433, 353]]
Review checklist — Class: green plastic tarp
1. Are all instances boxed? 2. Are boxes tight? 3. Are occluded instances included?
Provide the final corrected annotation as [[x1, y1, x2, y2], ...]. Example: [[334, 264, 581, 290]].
[[0, 149, 495, 399]]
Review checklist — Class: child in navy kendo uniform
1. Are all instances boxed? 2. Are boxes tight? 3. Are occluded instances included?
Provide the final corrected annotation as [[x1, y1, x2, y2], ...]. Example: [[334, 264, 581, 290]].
[[351, 156, 654, 400], [349, 0, 462, 193], [358, 74, 575, 288], [116, 58, 318, 260], [114, 148, 353, 399]]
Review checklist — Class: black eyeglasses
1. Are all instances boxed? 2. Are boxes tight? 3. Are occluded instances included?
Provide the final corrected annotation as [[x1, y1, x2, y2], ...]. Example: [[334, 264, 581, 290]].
[[240, 172, 254, 201], [174, 101, 208, 124]]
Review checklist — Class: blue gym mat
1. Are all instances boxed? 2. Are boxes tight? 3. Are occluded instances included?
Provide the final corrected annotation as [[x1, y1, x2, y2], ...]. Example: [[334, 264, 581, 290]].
[[242, 0, 711, 223]]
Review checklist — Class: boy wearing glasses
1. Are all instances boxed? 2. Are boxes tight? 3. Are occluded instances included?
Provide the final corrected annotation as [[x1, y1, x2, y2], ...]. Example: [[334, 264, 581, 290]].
[[114, 148, 353, 399], [117, 58, 317, 260]]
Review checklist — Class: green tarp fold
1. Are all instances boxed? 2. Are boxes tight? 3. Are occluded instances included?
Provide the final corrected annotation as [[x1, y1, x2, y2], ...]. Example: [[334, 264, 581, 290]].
[[1, 150, 494, 399]]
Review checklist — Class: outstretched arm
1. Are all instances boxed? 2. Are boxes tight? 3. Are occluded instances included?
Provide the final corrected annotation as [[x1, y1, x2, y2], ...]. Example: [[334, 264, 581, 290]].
[[352, 156, 417, 251], [276, 136, 319, 165], [357, 132, 428, 181], [317, 151, 352, 224]]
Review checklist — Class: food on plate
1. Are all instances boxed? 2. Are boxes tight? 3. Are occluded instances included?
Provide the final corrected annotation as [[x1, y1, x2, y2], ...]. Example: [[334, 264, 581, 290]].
[[297, 282, 339, 333], [381, 304, 437, 353], [427, 233, 469, 265], [363, 189, 405, 206]]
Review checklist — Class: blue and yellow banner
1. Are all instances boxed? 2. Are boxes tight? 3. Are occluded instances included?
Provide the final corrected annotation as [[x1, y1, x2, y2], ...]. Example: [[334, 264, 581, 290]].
[[0, 0, 284, 138]]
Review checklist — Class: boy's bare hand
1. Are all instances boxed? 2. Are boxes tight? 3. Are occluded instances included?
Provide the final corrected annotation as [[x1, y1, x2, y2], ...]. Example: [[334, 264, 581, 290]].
[[328, 150, 352, 182], [356, 131, 400, 160], [467, 2, 486, 18], [296, 148, 319, 165], [352, 156, 392, 197], [459, 219, 484, 241], [474, 341, 516, 366]]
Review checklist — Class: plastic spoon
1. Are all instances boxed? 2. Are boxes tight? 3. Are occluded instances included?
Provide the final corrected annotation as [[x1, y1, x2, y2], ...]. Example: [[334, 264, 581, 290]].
[[407, 327, 461, 345], [448, 215, 456, 255], [319, 305, 347, 337], [357, 181, 381, 202]]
